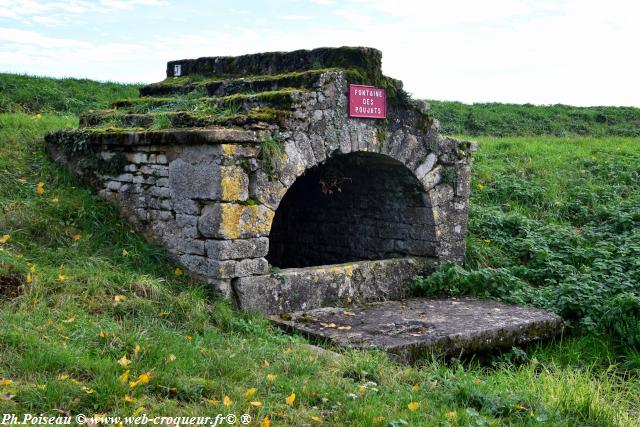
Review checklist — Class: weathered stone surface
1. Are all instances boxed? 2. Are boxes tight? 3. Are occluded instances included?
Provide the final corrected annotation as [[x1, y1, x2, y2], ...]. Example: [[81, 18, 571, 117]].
[[205, 238, 269, 260], [198, 203, 274, 239], [233, 257, 435, 314], [271, 298, 564, 363], [169, 158, 218, 200]]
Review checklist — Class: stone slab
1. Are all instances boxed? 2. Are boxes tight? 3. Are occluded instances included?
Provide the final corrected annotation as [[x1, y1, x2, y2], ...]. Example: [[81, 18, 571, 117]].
[[233, 257, 435, 314], [270, 297, 563, 363]]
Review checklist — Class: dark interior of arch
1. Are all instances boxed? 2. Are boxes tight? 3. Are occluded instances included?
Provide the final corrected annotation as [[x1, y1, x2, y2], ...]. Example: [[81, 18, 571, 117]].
[[267, 152, 436, 269]]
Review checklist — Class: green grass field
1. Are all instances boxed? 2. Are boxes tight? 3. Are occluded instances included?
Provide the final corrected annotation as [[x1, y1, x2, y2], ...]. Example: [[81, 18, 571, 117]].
[[0, 74, 639, 425]]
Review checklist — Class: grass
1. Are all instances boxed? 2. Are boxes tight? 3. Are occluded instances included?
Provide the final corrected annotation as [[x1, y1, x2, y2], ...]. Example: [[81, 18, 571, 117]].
[[0, 73, 139, 115], [428, 101, 640, 137], [0, 75, 639, 425]]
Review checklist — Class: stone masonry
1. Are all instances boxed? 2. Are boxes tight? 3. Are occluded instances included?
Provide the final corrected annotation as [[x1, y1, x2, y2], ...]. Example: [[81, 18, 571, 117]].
[[46, 47, 476, 313]]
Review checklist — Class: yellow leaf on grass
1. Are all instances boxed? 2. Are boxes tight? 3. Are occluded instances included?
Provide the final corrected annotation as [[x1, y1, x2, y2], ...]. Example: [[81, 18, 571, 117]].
[[285, 347, 293, 353], [26, 273, 32, 285], [266, 374, 277, 382], [123, 395, 134, 403], [445, 411, 457, 421], [71, 234, 81, 242], [28, 263, 36, 273], [81, 387, 94, 394], [311, 416, 322, 424], [373, 416, 385, 423], [118, 356, 131, 368], [99, 331, 107, 338], [134, 344, 141, 356], [174, 267, 183, 276], [261, 416, 271, 427], [62, 316, 76, 323], [0, 379, 13, 386], [223, 395, 232, 406], [285, 392, 296, 406], [245, 387, 257, 398], [412, 383, 420, 392], [119, 370, 129, 384], [122, 249, 129, 257], [57, 374, 69, 381], [261, 360, 270, 368], [114, 294, 126, 302], [206, 399, 219, 406], [250, 401, 262, 407], [168, 354, 176, 362], [129, 372, 152, 389], [133, 407, 145, 416], [57, 274, 66, 282], [0, 234, 9, 244], [408, 402, 419, 411], [36, 182, 45, 195]]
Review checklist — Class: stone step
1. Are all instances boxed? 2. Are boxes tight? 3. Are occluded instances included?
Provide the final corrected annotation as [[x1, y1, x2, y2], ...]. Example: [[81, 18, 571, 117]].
[[271, 297, 563, 363], [113, 89, 305, 113], [139, 68, 331, 97], [45, 127, 271, 147], [79, 108, 287, 130]]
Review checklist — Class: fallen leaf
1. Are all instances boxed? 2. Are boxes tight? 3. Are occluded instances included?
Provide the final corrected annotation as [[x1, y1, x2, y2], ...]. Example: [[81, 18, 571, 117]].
[[412, 383, 420, 392], [118, 370, 130, 384], [343, 311, 356, 316], [373, 416, 385, 423], [261, 416, 270, 427], [174, 267, 183, 276], [129, 372, 152, 389], [285, 392, 296, 406], [185, 336, 193, 342], [261, 360, 270, 368], [311, 416, 322, 424], [62, 316, 76, 323], [408, 402, 419, 411], [134, 344, 141, 356], [250, 401, 262, 407], [57, 274, 66, 282], [267, 374, 277, 382], [167, 354, 176, 362], [99, 331, 107, 338], [337, 326, 352, 330], [71, 234, 81, 242], [26, 272, 32, 284], [52, 197, 59, 203], [122, 249, 129, 257], [245, 387, 257, 398], [223, 395, 232, 406], [81, 386, 94, 395], [0, 379, 13, 386], [114, 294, 126, 302], [206, 399, 219, 406], [118, 356, 131, 368], [123, 395, 134, 403], [36, 182, 45, 195], [0, 234, 9, 244]]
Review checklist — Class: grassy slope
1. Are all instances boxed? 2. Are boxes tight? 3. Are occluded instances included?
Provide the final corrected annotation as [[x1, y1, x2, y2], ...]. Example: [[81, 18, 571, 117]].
[[428, 101, 640, 137], [0, 73, 139, 115], [0, 74, 639, 425]]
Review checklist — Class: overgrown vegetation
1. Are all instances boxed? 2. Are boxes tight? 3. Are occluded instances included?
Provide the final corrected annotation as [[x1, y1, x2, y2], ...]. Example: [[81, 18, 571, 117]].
[[1, 75, 639, 425], [428, 100, 640, 137], [414, 136, 640, 361], [0, 73, 139, 115], [259, 136, 285, 177]]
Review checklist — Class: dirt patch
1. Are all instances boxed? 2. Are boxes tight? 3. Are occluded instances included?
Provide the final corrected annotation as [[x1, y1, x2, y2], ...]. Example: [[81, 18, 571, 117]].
[[0, 273, 23, 299]]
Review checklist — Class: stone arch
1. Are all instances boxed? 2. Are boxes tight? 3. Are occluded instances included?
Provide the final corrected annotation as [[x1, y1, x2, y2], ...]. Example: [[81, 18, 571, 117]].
[[266, 150, 437, 268]]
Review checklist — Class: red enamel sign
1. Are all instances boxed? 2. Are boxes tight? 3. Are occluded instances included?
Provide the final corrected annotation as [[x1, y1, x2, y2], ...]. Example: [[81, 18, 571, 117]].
[[349, 84, 386, 119]]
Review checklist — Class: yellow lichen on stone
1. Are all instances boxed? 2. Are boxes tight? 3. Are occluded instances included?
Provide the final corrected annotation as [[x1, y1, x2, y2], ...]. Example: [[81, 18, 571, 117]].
[[222, 144, 237, 156], [219, 203, 274, 239], [220, 166, 248, 201], [371, 129, 378, 146]]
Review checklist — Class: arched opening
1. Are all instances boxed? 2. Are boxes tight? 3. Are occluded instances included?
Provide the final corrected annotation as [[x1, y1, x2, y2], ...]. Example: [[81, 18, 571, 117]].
[[267, 152, 436, 268]]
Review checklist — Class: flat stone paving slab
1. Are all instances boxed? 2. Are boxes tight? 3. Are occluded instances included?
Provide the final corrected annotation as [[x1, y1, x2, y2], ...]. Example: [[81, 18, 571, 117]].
[[271, 297, 563, 363]]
